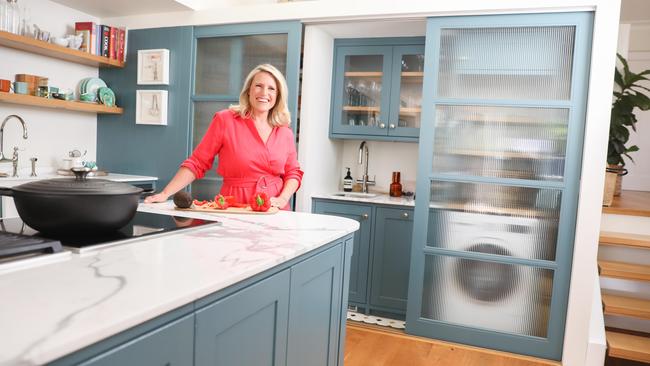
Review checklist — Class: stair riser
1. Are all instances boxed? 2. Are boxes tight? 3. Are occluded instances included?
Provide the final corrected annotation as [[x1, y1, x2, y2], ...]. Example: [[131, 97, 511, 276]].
[[605, 315, 650, 334]]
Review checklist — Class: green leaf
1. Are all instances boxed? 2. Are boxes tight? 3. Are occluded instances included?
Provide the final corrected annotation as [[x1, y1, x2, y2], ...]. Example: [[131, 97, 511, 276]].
[[614, 67, 624, 88], [627, 145, 640, 153], [630, 92, 650, 110]]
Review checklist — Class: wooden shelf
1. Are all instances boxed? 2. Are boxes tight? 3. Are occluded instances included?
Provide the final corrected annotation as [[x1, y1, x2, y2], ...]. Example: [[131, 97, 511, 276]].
[[343, 106, 380, 113], [0, 92, 123, 114], [399, 107, 421, 115], [344, 72, 382, 77], [0, 30, 124, 68], [602, 190, 650, 217], [401, 72, 424, 77]]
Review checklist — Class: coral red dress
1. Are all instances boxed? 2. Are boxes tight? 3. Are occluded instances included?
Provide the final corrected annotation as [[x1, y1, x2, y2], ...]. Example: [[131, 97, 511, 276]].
[[181, 109, 303, 210]]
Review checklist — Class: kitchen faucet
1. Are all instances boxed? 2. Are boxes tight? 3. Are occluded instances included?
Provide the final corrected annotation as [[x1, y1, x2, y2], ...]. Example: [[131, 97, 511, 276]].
[[0, 115, 28, 163], [357, 141, 375, 193]]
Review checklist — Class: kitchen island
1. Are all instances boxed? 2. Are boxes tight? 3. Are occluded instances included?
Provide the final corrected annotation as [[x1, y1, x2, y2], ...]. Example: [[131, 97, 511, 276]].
[[0, 202, 358, 366]]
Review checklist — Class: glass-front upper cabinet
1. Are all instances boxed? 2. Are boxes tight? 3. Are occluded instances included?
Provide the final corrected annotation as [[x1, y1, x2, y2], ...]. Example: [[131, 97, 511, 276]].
[[330, 38, 424, 141], [407, 12, 593, 361], [190, 22, 301, 200]]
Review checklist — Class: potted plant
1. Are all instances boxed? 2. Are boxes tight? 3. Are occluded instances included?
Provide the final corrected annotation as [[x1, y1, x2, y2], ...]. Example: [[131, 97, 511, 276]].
[[604, 54, 650, 205]]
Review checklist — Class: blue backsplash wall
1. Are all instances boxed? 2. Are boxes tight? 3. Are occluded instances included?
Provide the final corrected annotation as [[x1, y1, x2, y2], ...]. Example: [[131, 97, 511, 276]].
[[98, 26, 194, 191]]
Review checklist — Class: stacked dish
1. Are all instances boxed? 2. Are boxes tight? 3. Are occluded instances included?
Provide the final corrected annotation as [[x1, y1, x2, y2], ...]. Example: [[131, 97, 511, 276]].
[[78, 77, 115, 106]]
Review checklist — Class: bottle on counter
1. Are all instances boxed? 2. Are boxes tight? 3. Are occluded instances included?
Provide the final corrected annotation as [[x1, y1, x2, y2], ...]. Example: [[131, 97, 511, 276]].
[[389, 171, 402, 197], [343, 167, 353, 192]]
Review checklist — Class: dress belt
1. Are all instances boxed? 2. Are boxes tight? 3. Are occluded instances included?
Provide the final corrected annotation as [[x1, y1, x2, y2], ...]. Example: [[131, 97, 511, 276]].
[[223, 176, 283, 190]]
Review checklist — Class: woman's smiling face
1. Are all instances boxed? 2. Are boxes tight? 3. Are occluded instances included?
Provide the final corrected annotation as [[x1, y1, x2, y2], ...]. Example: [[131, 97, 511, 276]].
[[248, 71, 277, 115]]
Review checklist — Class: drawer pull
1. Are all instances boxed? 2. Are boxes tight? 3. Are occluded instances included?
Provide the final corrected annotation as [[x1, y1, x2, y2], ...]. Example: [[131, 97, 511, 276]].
[[402, 212, 409, 218], [379, 123, 386, 129], [362, 213, 369, 220], [389, 123, 396, 129]]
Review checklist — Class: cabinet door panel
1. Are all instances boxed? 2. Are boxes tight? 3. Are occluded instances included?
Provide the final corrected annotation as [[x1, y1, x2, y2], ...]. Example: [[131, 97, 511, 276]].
[[389, 45, 425, 138], [195, 270, 290, 366], [370, 207, 414, 313], [312, 200, 372, 305], [331, 46, 393, 136], [287, 244, 344, 366], [78, 314, 194, 366]]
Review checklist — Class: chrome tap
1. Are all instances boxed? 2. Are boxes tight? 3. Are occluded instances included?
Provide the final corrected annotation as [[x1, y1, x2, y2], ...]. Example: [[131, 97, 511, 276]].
[[356, 141, 375, 193], [0, 115, 28, 163]]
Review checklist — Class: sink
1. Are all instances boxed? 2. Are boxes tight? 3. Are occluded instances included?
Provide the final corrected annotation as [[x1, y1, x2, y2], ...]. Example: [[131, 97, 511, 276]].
[[331, 192, 378, 198]]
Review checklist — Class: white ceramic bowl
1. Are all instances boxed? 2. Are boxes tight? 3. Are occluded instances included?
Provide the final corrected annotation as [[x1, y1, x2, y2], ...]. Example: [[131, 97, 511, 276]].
[[51, 37, 69, 47]]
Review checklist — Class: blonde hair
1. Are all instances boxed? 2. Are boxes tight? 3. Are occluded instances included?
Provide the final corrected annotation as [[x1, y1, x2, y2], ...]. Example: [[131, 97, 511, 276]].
[[230, 64, 291, 127]]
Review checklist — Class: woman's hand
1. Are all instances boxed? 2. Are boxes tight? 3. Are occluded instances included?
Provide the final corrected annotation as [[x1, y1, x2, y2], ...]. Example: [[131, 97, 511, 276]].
[[269, 195, 289, 208], [144, 192, 170, 203]]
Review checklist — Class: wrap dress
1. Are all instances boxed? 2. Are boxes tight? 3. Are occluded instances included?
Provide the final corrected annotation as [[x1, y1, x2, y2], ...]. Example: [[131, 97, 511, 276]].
[[181, 109, 303, 210]]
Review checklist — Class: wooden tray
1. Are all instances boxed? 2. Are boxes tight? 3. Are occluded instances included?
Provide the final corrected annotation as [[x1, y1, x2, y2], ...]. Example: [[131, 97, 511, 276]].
[[175, 206, 279, 215]]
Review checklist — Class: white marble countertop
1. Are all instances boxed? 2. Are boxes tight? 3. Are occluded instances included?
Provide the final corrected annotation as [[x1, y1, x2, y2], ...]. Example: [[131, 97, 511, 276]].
[[312, 192, 416, 207], [0, 169, 157, 188], [0, 202, 358, 366]]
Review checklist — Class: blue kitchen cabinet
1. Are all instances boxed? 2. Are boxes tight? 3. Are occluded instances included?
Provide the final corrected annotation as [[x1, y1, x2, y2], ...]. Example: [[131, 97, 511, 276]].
[[49, 237, 352, 366], [73, 314, 194, 366], [330, 38, 424, 142], [312, 199, 415, 317], [312, 200, 372, 307], [287, 244, 344, 366], [370, 206, 414, 314], [195, 270, 290, 366]]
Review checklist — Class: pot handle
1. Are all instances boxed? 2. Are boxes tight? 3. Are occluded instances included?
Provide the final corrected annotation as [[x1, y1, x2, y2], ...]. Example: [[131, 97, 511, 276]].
[[0, 187, 14, 197]]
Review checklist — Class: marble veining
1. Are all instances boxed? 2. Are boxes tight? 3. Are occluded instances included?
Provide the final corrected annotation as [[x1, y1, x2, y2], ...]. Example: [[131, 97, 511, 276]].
[[0, 202, 358, 365]]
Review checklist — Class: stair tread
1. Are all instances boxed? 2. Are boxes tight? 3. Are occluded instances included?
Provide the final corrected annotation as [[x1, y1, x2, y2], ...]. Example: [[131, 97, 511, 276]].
[[598, 260, 650, 281], [606, 331, 650, 363], [600, 231, 650, 249], [602, 293, 650, 320]]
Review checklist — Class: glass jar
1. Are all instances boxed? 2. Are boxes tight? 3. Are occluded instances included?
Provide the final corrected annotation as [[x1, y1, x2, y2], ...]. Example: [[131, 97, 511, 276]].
[[389, 171, 402, 197]]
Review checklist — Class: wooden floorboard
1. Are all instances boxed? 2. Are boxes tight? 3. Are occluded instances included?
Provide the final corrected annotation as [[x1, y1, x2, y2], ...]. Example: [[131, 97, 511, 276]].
[[602, 190, 650, 217], [600, 231, 650, 250], [606, 331, 650, 363], [602, 293, 650, 320], [344, 322, 559, 366], [599, 260, 650, 282]]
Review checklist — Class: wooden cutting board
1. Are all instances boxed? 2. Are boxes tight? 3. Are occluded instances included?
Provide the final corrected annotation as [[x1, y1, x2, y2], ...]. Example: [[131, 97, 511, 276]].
[[175, 206, 279, 215]]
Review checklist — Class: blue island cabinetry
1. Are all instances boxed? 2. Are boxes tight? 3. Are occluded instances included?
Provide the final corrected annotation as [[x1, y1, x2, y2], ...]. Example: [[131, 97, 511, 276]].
[[49, 237, 353, 366]]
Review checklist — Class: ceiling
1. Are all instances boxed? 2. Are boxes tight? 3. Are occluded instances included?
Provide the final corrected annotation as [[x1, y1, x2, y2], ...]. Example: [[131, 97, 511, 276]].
[[51, 0, 650, 22]]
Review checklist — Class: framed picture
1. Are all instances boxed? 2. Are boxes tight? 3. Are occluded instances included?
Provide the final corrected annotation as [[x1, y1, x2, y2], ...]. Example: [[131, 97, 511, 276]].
[[136, 90, 168, 125], [137, 49, 170, 85]]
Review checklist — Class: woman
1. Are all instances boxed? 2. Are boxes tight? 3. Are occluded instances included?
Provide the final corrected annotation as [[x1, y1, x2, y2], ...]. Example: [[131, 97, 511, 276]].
[[144, 64, 303, 210]]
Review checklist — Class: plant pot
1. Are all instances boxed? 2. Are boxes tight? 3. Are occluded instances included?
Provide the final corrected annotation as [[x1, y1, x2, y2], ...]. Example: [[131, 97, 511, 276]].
[[603, 170, 617, 206], [607, 164, 628, 196]]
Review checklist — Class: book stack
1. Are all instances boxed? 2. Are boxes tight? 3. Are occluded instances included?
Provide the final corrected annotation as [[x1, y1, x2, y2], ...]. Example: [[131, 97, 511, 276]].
[[74, 22, 127, 62]]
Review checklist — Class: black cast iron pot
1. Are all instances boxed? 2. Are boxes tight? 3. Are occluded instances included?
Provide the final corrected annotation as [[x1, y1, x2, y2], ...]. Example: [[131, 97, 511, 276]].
[[0, 169, 143, 235]]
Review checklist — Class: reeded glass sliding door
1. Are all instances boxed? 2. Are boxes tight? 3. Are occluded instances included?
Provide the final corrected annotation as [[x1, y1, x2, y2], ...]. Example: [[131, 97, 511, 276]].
[[406, 12, 593, 360], [190, 23, 301, 200]]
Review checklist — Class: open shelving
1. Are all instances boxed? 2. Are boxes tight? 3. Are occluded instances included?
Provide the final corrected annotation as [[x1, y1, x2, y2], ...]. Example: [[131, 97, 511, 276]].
[[0, 92, 123, 114], [0, 30, 124, 68]]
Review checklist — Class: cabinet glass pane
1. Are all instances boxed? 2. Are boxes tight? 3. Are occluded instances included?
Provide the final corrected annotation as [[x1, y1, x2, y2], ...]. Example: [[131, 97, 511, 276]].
[[426, 180, 561, 261], [421, 254, 552, 337], [432, 105, 569, 181], [437, 26, 575, 100], [195, 34, 288, 95], [341, 55, 383, 128], [398, 54, 424, 129], [190, 101, 232, 200]]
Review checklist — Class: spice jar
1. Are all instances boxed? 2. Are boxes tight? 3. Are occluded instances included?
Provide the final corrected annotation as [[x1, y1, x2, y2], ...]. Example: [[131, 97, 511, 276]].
[[389, 171, 402, 197]]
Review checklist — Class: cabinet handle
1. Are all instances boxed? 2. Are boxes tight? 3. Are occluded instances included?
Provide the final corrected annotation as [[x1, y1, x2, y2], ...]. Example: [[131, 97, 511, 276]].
[[389, 123, 396, 129], [361, 213, 369, 220], [378, 123, 386, 129], [402, 212, 409, 218]]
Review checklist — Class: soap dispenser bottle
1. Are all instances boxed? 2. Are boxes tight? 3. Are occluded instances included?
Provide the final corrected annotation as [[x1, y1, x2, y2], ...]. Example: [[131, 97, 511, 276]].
[[343, 167, 353, 192]]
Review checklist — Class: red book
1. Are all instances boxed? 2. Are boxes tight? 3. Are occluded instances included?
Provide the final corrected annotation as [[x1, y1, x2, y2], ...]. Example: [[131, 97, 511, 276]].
[[109, 26, 117, 60], [74, 21, 95, 53], [117, 28, 126, 63]]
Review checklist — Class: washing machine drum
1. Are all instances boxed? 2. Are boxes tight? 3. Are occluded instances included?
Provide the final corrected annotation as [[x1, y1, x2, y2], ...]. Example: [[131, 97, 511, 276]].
[[455, 243, 519, 302]]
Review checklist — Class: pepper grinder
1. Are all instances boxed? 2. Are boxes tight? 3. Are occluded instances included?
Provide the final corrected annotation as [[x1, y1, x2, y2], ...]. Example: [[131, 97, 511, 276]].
[[389, 171, 402, 197]]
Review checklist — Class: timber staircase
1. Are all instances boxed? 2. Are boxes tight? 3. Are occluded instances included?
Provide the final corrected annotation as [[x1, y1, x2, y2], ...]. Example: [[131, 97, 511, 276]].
[[600, 191, 650, 365]]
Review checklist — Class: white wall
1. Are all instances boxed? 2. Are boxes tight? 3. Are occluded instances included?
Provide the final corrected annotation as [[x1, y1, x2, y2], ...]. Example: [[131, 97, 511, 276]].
[[623, 48, 650, 191], [0, 0, 99, 175]]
